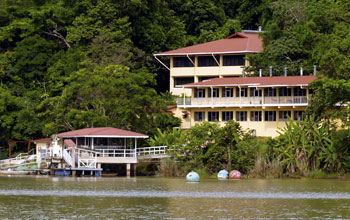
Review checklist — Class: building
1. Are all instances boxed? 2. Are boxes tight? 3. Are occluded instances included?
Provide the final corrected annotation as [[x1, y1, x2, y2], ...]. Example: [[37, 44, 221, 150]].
[[154, 31, 263, 97], [155, 31, 318, 136], [154, 30, 263, 128], [177, 75, 317, 137], [35, 127, 167, 176]]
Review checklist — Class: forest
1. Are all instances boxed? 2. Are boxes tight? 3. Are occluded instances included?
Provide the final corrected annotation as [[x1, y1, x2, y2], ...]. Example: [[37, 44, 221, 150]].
[[0, 0, 350, 169]]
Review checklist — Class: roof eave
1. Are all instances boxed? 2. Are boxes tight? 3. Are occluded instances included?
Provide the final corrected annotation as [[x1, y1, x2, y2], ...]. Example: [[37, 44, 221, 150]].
[[57, 135, 149, 139], [154, 51, 261, 56], [183, 83, 311, 88]]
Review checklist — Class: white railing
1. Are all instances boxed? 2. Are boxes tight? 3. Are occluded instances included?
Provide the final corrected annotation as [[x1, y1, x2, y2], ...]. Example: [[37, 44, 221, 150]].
[[76, 148, 97, 168], [177, 96, 307, 106], [137, 146, 168, 156], [95, 148, 136, 158], [79, 158, 96, 168], [63, 149, 73, 167], [0, 152, 37, 166], [264, 96, 307, 104], [177, 97, 191, 105]]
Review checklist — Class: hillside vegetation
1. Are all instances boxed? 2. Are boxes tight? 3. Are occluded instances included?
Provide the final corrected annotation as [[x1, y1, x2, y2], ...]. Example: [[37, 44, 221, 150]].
[[0, 0, 349, 164]]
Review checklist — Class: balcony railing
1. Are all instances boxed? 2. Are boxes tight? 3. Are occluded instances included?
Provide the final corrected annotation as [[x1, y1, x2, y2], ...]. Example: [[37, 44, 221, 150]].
[[177, 97, 192, 105], [177, 96, 308, 107], [264, 96, 307, 104]]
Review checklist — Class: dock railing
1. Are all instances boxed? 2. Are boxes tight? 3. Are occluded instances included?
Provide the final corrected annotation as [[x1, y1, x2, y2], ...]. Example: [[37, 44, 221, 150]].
[[137, 146, 168, 156], [95, 148, 136, 158], [76, 148, 97, 168]]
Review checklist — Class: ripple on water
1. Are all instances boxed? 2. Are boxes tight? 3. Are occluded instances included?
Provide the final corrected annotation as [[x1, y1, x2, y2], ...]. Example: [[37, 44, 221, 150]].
[[0, 189, 350, 200]]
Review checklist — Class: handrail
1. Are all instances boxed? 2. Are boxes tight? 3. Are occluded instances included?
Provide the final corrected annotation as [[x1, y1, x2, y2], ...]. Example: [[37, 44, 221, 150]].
[[178, 96, 308, 106], [63, 149, 73, 167], [137, 146, 168, 156]]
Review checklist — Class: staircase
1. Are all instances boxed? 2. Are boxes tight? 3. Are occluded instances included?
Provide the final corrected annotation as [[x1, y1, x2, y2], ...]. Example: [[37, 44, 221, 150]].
[[0, 150, 37, 170], [62, 149, 73, 167]]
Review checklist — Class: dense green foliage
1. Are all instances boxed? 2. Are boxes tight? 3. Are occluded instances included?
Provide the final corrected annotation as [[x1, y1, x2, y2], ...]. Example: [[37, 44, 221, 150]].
[[0, 0, 271, 148], [151, 118, 350, 177], [1, 0, 350, 171], [149, 121, 258, 175], [252, 116, 350, 177], [246, 0, 350, 127]]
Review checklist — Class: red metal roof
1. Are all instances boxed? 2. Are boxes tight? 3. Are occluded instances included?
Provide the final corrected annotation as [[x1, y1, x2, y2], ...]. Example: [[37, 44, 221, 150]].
[[32, 138, 51, 143], [64, 139, 76, 147], [155, 32, 262, 56], [183, 76, 317, 87], [56, 127, 148, 138]]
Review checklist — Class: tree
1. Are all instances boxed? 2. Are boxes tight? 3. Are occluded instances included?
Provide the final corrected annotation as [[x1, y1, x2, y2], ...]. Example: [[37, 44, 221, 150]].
[[39, 64, 180, 136]]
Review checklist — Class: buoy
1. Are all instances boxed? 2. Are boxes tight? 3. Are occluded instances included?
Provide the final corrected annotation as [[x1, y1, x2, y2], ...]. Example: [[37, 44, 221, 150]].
[[186, 171, 200, 182], [229, 170, 241, 179], [217, 169, 228, 179]]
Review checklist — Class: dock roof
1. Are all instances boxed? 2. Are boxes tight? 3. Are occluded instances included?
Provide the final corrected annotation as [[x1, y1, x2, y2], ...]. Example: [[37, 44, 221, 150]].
[[56, 127, 148, 138], [182, 76, 317, 88], [154, 32, 262, 56]]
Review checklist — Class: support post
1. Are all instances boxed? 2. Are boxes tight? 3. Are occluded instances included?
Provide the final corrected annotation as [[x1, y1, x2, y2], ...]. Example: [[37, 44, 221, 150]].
[[134, 139, 137, 159], [126, 163, 131, 177], [9, 142, 12, 159], [72, 146, 76, 177], [27, 141, 31, 155], [133, 164, 137, 177]]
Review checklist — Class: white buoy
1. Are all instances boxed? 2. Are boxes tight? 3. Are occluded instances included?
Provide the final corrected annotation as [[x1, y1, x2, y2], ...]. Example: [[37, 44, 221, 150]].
[[186, 171, 200, 182], [217, 169, 229, 180]]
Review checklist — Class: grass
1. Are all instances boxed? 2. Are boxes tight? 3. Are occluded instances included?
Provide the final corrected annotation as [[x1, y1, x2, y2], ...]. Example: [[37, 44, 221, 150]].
[[307, 169, 340, 179]]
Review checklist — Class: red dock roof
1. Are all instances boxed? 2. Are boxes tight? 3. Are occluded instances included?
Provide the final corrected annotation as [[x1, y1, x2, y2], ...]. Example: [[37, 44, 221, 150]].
[[56, 127, 148, 138], [183, 76, 317, 88], [154, 32, 262, 56], [32, 138, 51, 143]]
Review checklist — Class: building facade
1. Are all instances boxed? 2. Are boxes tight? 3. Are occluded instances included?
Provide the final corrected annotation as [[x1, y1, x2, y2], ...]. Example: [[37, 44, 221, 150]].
[[177, 76, 316, 137], [155, 31, 317, 137], [154, 31, 263, 97]]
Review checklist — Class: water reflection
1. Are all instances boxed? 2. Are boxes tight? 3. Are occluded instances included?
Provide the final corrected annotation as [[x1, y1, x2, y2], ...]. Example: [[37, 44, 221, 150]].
[[1, 189, 350, 199], [0, 176, 349, 219]]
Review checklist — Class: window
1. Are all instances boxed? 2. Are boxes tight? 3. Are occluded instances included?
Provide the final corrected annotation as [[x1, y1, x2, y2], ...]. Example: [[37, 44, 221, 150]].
[[222, 88, 233, 97], [236, 111, 247, 121], [250, 111, 262, 121], [208, 112, 219, 121], [264, 88, 277, 96], [279, 111, 291, 121], [223, 55, 245, 66], [208, 88, 219, 98], [198, 56, 220, 67], [250, 88, 262, 97], [194, 112, 205, 121], [194, 88, 206, 98], [294, 111, 304, 121], [222, 111, 233, 121], [279, 88, 292, 96], [174, 77, 194, 88], [236, 88, 248, 97], [265, 111, 276, 121], [294, 87, 307, 96], [173, 56, 194, 67], [198, 77, 215, 82]]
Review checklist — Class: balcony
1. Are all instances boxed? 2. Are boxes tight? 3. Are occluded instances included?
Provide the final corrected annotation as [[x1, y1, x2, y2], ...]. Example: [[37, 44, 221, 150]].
[[177, 96, 308, 108]]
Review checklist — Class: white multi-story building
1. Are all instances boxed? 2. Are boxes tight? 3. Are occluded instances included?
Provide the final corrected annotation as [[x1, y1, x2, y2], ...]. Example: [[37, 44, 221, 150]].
[[155, 31, 317, 137]]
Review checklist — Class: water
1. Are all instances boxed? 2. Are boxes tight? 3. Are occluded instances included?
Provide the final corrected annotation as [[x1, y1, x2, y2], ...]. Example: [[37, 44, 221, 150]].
[[0, 176, 349, 219]]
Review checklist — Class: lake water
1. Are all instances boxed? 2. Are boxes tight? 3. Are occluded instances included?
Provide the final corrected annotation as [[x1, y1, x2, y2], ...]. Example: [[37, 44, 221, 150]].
[[0, 176, 349, 219]]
